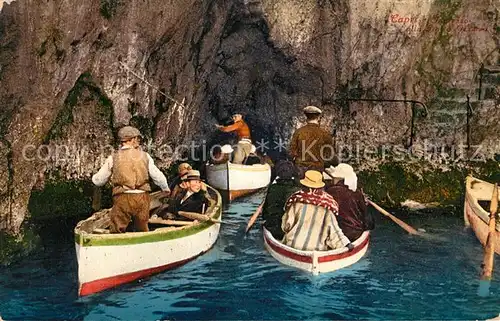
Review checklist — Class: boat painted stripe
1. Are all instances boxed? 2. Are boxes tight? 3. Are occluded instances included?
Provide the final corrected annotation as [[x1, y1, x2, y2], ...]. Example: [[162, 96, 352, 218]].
[[291, 204, 308, 249], [318, 235, 370, 263], [302, 206, 320, 250], [264, 232, 313, 264], [79, 248, 210, 296], [75, 209, 221, 247]]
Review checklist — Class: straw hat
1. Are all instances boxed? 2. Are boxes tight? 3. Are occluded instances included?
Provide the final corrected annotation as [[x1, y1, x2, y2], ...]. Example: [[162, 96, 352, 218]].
[[303, 106, 322, 114], [182, 169, 202, 181], [221, 144, 233, 154], [300, 170, 325, 188]]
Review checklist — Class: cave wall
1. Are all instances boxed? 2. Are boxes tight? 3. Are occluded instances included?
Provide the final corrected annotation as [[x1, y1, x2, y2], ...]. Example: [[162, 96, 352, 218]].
[[0, 0, 498, 234]]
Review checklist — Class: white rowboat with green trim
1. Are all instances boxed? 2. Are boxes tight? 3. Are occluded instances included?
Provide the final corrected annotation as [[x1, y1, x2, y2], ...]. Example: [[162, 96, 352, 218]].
[[74, 187, 222, 296]]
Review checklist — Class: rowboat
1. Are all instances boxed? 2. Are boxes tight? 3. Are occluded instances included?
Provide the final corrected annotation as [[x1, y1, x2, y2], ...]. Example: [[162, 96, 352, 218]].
[[206, 162, 271, 201], [263, 227, 370, 274], [74, 186, 222, 296], [464, 176, 500, 254]]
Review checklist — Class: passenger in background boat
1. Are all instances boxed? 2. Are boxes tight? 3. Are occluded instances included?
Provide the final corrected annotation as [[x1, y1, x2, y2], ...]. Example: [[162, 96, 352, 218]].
[[211, 144, 233, 165], [244, 144, 262, 165], [162, 170, 211, 220], [288, 106, 338, 178], [263, 160, 301, 239], [92, 126, 170, 233], [281, 170, 353, 251], [216, 113, 252, 164], [324, 164, 374, 242], [169, 163, 192, 199]]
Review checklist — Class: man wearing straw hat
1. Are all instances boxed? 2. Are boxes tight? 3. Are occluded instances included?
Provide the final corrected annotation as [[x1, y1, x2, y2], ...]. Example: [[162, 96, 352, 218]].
[[163, 169, 211, 220], [281, 170, 353, 251], [215, 113, 252, 164], [324, 164, 374, 242], [289, 106, 336, 178], [92, 126, 170, 233]]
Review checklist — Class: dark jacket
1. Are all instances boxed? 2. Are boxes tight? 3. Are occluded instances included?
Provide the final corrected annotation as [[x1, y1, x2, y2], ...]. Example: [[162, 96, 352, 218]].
[[244, 154, 262, 165], [325, 183, 374, 241], [262, 179, 301, 240], [165, 189, 210, 220]]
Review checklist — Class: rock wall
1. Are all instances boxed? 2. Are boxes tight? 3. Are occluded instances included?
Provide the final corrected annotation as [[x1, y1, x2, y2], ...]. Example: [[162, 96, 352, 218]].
[[0, 0, 498, 234]]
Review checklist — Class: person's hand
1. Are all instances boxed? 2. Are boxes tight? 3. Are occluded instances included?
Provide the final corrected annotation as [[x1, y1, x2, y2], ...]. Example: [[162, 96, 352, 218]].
[[346, 243, 354, 251], [201, 182, 208, 191], [160, 190, 171, 198]]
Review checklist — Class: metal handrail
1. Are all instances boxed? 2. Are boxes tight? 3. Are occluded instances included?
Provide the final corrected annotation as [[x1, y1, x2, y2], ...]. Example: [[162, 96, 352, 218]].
[[332, 96, 429, 147]]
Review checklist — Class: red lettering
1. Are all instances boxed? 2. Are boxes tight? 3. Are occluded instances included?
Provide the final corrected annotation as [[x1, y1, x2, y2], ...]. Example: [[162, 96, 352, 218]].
[[398, 17, 404, 23], [404, 17, 410, 23], [390, 14, 399, 23]]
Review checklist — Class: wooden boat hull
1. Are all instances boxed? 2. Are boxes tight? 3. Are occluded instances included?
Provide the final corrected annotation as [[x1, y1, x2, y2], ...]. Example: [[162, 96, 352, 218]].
[[263, 228, 370, 274], [75, 188, 222, 296], [464, 176, 500, 255], [206, 162, 271, 201]]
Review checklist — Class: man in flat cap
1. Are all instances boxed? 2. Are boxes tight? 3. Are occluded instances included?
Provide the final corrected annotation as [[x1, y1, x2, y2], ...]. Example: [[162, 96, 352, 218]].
[[288, 106, 336, 178], [92, 126, 170, 233], [216, 113, 252, 164]]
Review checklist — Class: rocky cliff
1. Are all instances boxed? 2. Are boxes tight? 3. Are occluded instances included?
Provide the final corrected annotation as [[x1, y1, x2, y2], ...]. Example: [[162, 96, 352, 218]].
[[0, 0, 498, 235]]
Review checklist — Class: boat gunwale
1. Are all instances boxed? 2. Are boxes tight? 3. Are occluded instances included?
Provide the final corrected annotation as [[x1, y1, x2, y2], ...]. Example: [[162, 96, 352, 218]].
[[74, 186, 222, 247], [465, 176, 500, 232], [263, 227, 370, 259], [207, 162, 272, 173]]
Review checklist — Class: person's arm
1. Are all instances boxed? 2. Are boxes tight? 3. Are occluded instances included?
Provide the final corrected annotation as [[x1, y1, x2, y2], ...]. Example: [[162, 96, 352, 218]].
[[281, 203, 297, 233], [92, 156, 113, 186], [146, 154, 170, 192], [327, 210, 351, 248], [217, 121, 241, 133]]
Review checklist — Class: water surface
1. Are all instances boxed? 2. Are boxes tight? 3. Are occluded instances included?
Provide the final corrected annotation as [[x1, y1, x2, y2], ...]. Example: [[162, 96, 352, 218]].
[[1, 192, 499, 320]]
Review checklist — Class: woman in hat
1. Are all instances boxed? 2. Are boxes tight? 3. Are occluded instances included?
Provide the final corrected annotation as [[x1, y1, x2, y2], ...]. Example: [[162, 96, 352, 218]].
[[169, 163, 192, 198], [324, 164, 374, 242], [281, 170, 353, 251]]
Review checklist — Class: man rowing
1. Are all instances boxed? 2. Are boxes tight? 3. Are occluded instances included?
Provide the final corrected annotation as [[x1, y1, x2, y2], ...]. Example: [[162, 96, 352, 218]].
[[92, 126, 170, 233], [216, 113, 252, 164], [324, 164, 375, 242], [288, 106, 336, 177]]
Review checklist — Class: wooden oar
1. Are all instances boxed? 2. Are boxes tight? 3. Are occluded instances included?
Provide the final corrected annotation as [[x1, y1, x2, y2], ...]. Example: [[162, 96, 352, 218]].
[[178, 211, 239, 226], [245, 188, 269, 234], [149, 217, 196, 226], [480, 183, 498, 283], [322, 169, 420, 236], [245, 199, 266, 234], [368, 200, 421, 236]]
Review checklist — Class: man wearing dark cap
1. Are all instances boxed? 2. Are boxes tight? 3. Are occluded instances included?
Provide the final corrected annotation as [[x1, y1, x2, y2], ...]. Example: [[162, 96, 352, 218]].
[[92, 126, 170, 233], [288, 105, 336, 177], [215, 113, 252, 164]]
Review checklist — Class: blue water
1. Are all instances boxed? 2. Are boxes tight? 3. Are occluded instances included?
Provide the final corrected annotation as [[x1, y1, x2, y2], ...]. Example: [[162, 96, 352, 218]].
[[1, 191, 499, 320]]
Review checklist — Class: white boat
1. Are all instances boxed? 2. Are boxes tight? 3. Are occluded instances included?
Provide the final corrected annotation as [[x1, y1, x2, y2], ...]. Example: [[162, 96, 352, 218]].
[[74, 187, 222, 296], [206, 162, 271, 201], [464, 176, 500, 254], [263, 227, 370, 274]]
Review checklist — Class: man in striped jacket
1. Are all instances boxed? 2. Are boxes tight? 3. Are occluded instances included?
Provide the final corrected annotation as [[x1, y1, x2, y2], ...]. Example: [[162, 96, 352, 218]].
[[281, 170, 353, 251]]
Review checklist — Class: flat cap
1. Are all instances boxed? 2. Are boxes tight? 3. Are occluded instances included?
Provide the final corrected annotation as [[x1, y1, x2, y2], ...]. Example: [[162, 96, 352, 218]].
[[182, 169, 201, 181], [118, 126, 141, 141], [303, 105, 322, 114]]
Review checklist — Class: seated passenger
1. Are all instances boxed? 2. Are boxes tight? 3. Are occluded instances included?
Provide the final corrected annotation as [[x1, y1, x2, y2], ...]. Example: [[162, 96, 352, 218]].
[[281, 170, 353, 251], [211, 144, 233, 165], [163, 170, 210, 220], [263, 160, 301, 239], [169, 162, 192, 199], [244, 145, 262, 165], [324, 164, 374, 242]]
